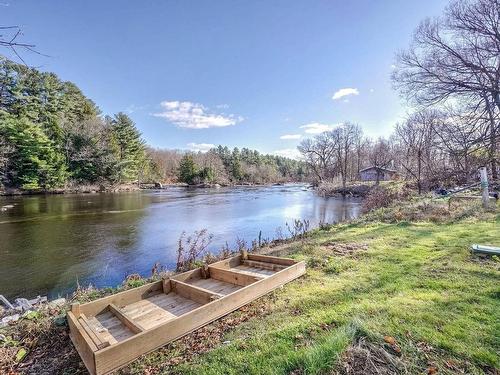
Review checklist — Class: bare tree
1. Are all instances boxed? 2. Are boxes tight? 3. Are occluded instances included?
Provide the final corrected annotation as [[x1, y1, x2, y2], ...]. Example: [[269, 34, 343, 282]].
[[0, 26, 39, 65], [396, 110, 440, 193], [297, 133, 336, 182], [330, 122, 362, 189], [392, 0, 500, 180]]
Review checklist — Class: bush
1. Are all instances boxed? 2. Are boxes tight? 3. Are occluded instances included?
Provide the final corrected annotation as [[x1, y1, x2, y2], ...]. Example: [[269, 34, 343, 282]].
[[361, 185, 412, 213]]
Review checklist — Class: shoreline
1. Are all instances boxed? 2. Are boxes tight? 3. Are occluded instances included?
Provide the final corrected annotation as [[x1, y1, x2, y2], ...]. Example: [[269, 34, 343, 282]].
[[0, 181, 311, 197]]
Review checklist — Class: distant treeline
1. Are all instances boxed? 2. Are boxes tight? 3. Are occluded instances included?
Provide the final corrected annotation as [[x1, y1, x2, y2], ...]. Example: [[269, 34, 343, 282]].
[[149, 146, 307, 185], [0, 58, 305, 190]]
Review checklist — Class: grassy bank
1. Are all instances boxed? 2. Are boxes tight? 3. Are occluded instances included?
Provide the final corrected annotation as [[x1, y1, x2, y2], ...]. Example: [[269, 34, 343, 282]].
[[1, 202, 499, 374]]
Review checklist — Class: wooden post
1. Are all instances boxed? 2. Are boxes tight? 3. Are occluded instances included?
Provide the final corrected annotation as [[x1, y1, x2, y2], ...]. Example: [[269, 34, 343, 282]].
[[479, 166, 490, 208], [71, 302, 81, 317]]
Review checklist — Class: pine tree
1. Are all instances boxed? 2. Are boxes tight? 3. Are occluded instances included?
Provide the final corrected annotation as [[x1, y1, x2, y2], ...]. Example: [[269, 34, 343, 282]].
[[110, 112, 147, 182], [178, 154, 197, 184]]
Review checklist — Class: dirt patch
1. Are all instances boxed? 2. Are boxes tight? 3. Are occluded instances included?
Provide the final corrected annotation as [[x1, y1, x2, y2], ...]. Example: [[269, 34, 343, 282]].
[[324, 242, 369, 257], [333, 337, 406, 375]]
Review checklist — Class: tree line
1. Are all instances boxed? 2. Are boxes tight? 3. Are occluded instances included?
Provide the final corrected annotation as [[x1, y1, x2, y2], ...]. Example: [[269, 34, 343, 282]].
[[149, 145, 307, 185], [0, 58, 305, 191], [299, 0, 499, 193]]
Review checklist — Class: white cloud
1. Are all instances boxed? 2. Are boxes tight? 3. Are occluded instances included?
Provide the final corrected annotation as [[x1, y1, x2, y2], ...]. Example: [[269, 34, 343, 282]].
[[280, 134, 302, 140], [332, 88, 359, 100], [390, 64, 396, 69], [187, 142, 216, 152], [272, 148, 302, 160], [154, 101, 243, 129], [369, 88, 375, 93], [299, 122, 341, 134]]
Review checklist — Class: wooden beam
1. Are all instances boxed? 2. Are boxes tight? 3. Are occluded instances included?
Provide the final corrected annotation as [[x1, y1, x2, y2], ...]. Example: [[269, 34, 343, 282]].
[[242, 259, 287, 271], [170, 268, 202, 283], [208, 254, 242, 270], [71, 302, 81, 317], [108, 304, 144, 334], [171, 279, 223, 304], [208, 266, 264, 286], [78, 314, 110, 350], [68, 311, 98, 375], [79, 281, 163, 317], [247, 254, 296, 266]]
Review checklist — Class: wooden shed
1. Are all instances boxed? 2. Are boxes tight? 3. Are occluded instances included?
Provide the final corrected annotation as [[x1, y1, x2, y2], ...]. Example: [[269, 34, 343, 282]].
[[359, 166, 398, 181]]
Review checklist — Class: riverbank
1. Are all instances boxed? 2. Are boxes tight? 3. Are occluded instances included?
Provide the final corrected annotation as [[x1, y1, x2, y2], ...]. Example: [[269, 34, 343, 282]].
[[0, 181, 309, 196], [0, 199, 498, 374]]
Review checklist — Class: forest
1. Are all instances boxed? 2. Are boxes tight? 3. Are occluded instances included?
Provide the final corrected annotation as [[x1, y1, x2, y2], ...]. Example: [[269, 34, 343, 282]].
[[299, 0, 499, 193], [0, 58, 305, 191]]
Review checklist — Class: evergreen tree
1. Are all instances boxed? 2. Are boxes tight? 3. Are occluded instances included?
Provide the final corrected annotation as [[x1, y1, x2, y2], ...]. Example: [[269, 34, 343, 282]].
[[0, 112, 68, 189], [178, 154, 197, 184], [109, 112, 147, 182]]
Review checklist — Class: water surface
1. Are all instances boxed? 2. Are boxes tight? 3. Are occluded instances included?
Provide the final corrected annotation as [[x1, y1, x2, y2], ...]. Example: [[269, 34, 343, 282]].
[[0, 185, 361, 299]]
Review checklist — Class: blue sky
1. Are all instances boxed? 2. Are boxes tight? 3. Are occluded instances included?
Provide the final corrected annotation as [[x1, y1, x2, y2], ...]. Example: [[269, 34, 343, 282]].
[[3, 0, 449, 158]]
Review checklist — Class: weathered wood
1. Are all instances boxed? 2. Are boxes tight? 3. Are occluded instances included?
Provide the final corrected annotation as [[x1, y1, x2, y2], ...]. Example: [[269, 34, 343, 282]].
[[247, 254, 296, 266], [171, 279, 223, 304], [208, 266, 264, 286], [68, 311, 98, 375], [207, 254, 242, 269], [80, 281, 163, 317], [93, 261, 306, 375], [78, 314, 111, 350], [243, 259, 287, 271], [479, 166, 490, 208], [69, 255, 306, 375], [71, 302, 81, 317], [108, 304, 144, 334]]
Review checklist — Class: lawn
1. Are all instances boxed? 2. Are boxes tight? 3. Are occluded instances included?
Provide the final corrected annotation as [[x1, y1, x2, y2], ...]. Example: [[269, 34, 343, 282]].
[[134, 215, 499, 374], [2, 208, 498, 375]]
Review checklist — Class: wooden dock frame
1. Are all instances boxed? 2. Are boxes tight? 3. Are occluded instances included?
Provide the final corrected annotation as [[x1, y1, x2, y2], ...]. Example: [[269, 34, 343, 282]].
[[67, 254, 306, 375]]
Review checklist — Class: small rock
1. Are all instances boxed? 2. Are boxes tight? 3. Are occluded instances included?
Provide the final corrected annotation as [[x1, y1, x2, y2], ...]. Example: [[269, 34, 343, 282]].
[[15, 298, 32, 311], [222, 340, 231, 345], [0, 333, 6, 342], [0, 313, 20, 327], [49, 297, 66, 307]]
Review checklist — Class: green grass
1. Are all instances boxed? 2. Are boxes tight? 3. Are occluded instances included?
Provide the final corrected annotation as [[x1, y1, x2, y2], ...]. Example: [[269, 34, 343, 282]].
[[154, 216, 500, 375]]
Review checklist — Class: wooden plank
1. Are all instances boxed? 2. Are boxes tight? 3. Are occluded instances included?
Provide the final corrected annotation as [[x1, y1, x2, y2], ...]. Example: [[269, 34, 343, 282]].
[[67, 311, 97, 375], [248, 254, 296, 266], [234, 265, 275, 277], [171, 279, 223, 304], [208, 266, 264, 286], [93, 261, 306, 375], [94, 312, 135, 343], [242, 259, 287, 271], [78, 314, 110, 350], [71, 302, 81, 317], [80, 281, 163, 317], [170, 268, 202, 282], [207, 254, 242, 270], [189, 278, 242, 295], [108, 303, 144, 334]]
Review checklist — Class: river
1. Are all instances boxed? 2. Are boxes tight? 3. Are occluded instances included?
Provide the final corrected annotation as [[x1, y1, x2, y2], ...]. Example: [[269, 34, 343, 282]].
[[0, 184, 362, 299]]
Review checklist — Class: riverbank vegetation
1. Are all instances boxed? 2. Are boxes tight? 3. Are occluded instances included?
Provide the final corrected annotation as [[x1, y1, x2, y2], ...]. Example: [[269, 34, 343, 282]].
[[0, 197, 498, 374]]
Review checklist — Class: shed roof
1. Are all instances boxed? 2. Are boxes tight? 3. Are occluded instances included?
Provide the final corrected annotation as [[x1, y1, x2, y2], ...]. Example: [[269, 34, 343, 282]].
[[359, 166, 397, 173]]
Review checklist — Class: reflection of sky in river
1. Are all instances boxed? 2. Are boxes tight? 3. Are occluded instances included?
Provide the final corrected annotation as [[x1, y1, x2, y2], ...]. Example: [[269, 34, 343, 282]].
[[0, 185, 361, 299]]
